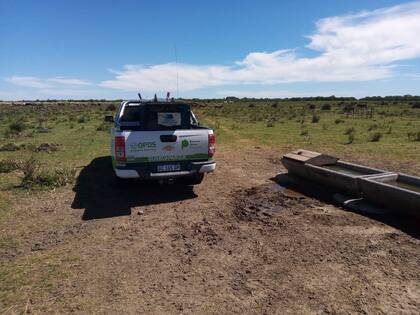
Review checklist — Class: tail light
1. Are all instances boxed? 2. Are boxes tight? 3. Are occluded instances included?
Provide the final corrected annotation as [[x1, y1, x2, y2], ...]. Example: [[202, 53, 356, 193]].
[[208, 132, 216, 158], [115, 136, 126, 161]]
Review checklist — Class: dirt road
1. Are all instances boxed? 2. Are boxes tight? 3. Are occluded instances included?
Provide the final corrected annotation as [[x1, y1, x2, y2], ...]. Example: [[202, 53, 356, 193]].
[[1, 147, 419, 314]]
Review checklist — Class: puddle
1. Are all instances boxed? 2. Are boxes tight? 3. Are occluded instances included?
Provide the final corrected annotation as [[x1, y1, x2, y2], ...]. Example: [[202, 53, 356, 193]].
[[268, 183, 304, 199], [268, 183, 285, 192]]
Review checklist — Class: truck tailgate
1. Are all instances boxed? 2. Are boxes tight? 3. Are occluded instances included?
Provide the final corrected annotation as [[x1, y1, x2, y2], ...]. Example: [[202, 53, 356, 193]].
[[124, 130, 209, 163]]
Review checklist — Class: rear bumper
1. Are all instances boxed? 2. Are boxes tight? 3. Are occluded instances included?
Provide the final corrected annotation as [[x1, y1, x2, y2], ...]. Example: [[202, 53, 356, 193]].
[[114, 160, 216, 179]]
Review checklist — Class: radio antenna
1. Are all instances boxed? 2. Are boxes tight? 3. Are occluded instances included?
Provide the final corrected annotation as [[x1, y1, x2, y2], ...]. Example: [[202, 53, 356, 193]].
[[174, 45, 179, 99]]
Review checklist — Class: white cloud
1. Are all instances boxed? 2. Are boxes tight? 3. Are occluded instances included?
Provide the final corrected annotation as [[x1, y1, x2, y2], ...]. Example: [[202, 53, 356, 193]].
[[101, 1, 420, 92], [47, 78, 92, 86], [3, 76, 95, 100], [6, 76, 51, 89], [5, 76, 92, 88], [405, 73, 420, 80]]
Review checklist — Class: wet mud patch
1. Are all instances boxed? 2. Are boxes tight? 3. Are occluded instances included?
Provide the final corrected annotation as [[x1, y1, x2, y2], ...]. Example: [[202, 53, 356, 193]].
[[232, 184, 322, 223]]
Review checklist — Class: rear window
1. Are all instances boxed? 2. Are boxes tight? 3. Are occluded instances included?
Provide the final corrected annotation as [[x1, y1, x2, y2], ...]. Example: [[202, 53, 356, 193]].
[[157, 112, 182, 127], [120, 106, 142, 122], [118, 103, 192, 131], [119, 104, 144, 130], [145, 104, 191, 130]]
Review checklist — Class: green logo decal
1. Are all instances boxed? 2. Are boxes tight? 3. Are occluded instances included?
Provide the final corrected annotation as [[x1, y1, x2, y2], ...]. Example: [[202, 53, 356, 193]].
[[181, 139, 189, 149], [130, 142, 156, 152]]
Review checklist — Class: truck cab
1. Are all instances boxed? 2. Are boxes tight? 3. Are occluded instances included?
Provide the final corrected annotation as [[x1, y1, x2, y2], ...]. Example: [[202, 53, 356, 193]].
[[106, 99, 216, 186]]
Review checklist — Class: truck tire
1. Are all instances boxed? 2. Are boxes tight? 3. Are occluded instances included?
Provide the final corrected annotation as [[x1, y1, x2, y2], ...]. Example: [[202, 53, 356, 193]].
[[182, 173, 204, 186]]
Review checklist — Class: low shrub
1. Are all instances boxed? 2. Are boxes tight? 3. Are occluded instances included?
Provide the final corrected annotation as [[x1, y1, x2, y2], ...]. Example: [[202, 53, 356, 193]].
[[20, 157, 40, 185], [311, 113, 320, 123], [34, 168, 75, 188], [342, 103, 355, 113], [345, 133, 355, 145], [0, 158, 21, 173], [335, 118, 344, 124], [106, 103, 117, 111], [33, 126, 51, 133], [21, 157, 75, 189], [368, 132, 382, 142], [300, 128, 309, 136], [96, 122, 110, 131], [321, 104, 331, 111], [368, 123, 378, 131], [77, 116, 87, 123], [0, 143, 22, 151], [344, 127, 355, 135], [8, 121, 26, 134], [35, 143, 59, 153], [407, 131, 420, 142]]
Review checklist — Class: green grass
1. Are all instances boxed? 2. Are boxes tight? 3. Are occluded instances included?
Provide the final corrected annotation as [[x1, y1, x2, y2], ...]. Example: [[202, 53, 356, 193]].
[[0, 252, 75, 311], [1, 100, 419, 183], [0, 105, 113, 191], [195, 100, 420, 162]]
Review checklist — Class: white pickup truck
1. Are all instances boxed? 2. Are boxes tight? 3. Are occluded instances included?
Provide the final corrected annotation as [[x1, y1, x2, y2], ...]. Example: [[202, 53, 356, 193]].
[[105, 99, 216, 186]]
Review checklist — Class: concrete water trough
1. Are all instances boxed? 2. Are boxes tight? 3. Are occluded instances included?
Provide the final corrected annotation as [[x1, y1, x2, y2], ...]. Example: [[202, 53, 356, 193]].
[[281, 149, 387, 196], [282, 149, 420, 216], [358, 173, 420, 216]]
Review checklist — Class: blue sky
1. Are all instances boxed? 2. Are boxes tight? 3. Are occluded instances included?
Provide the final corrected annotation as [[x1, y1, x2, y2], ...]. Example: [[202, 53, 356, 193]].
[[1, 0, 420, 100]]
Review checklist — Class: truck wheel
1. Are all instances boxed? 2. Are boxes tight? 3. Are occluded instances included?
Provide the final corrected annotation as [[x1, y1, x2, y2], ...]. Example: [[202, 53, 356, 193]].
[[182, 173, 204, 186]]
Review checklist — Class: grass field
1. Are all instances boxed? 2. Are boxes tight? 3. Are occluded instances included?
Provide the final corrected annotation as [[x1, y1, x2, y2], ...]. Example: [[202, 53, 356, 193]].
[[195, 98, 420, 161], [0, 98, 420, 192], [0, 98, 419, 312]]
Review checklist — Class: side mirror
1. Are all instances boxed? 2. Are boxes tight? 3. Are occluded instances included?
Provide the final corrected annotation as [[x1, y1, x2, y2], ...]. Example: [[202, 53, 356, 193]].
[[104, 115, 114, 123]]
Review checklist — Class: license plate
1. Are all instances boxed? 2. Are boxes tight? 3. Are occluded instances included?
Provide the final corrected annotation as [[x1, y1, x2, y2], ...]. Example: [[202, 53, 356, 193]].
[[157, 164, 181, 172]]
